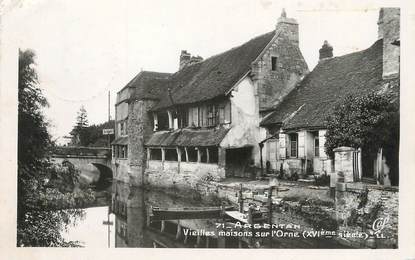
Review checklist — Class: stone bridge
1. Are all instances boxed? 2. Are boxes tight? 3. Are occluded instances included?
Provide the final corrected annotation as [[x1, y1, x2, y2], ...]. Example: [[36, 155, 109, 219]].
[[51, 146, 112, 188]]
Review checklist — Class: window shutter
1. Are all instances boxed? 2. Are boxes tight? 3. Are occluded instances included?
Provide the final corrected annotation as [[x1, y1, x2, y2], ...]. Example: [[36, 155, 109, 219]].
[[319, 130, 327, 158], [279, 133, 286, 159], [188, 108, 193, 127], [219, 107, 225, 124], [224, 102, 231, 123], [298, 131, 305, 158]]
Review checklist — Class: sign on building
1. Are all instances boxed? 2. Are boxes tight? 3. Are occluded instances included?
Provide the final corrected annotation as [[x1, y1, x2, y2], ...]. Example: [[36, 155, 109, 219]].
[[103, 129, 114, 135]]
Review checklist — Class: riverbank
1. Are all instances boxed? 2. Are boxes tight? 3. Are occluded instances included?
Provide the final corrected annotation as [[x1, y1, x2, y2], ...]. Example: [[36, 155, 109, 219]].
[[142, 176, 398, 249]]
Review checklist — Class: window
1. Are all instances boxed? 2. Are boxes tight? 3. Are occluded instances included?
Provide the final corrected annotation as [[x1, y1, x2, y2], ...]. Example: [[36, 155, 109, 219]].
[[119, 122, 124, 135], [187, 147, 198, 162], [188, 107, 199, 127], [113, 145, 128, 159], [177, 108, 188, 128], [198, 106, 206, 127], [200, 148, 208, 163], [118, 121, 128, 136], [179, 147, 186, 161], [150, 148, 162, 160], [156, 112, 169, 131], [121, 145, 127, 158], [165, 149, 178, 161], [172, 111, 178, 129], [271, 56, 277, 71], [314, 136, 320, 157], [208, 147, 219, 163], [207, 105, 218, 126], [289, 133, 298, 158]]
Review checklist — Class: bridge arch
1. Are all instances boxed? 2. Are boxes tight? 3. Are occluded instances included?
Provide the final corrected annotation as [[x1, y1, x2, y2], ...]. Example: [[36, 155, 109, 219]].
[[91, 163, 113, 189]]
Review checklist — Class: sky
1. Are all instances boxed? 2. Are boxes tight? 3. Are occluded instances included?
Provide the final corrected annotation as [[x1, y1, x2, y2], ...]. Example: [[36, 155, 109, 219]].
[[3, 0, 395, 143]]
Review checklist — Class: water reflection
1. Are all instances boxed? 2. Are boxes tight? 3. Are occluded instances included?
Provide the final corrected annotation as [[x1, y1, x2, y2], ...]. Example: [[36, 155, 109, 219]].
[[64, 181, 349, 248], [62, 206, 115, 248], [110, 182, 223, 248]]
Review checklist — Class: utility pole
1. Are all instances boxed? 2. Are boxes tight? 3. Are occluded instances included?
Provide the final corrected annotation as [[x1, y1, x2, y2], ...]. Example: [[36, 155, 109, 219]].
[[103, 206, 113, 248], [108, 91, 111, 148]]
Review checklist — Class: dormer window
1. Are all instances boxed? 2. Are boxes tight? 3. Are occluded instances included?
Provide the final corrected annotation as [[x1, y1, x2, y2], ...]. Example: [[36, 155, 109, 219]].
[[271, 56, 277, 71]]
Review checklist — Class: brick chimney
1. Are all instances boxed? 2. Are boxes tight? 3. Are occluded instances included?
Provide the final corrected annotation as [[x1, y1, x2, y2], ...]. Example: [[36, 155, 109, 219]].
[[319, 40, 333, 60], [276, 9, 299, 45], [179, 50, 191, 70], [377, 8, 400, 79], [189, 55, 203, 64], [179, 50, 203, 70]]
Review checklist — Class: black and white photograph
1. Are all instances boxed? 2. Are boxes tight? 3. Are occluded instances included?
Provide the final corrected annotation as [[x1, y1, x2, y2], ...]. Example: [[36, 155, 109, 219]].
[[1, 0, 414, 258]]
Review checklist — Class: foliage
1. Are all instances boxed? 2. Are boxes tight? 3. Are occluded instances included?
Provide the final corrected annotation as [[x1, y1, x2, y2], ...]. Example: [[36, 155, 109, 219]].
[[18, 49, 51, 174], [286, 200, 338, 230], [288, 171, 299, 181], [314, 173, 330, 186], [76, 106, 89, 128], [70, 106, 89, 146], [70, 118, 115, 147], [324, 91, 399, 185], [17, 49, 92, 247], [324, 91, 399, 158], [347, 192, 383, 228], [17, 208, 85, 247], [83, 120, 115, 147]]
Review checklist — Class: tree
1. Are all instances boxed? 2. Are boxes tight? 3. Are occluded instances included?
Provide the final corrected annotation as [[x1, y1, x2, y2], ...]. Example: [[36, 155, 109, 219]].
[[76, 105, 89, 129], [324, 91, 399, 185], [18, 49, 52, 226], [81, 120, 115, 147], [70, 106, 90, 146], [17, 49, 91, 247], [18, 49, 50, 170]]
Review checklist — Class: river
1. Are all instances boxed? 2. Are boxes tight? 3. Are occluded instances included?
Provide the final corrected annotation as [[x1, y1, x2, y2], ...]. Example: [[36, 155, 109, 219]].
[[60, 181, 351, 248]]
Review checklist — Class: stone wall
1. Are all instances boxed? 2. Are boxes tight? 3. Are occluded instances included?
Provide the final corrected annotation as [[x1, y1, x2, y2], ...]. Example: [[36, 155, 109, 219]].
[[332, 146, 398, 248], [378, 8, 400, 79], [145, 160, 225, 190], [127, 99, 156, 186], [335, 183, 398, 248], [252, 20, 308, 111], [112, 158, 130, 183], [280, 158, 303, 175], [220, 77, 264, 167]]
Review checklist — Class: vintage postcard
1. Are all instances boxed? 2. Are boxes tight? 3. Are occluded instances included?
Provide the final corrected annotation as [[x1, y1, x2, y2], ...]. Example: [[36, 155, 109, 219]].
[[0, 0, 414, 259]]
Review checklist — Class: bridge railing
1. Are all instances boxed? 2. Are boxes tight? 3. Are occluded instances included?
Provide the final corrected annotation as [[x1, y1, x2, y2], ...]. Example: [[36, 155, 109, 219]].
[[52, 146, 111, 158]]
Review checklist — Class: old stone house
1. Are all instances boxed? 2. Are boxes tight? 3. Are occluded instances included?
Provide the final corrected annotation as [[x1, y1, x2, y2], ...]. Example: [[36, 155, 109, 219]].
[[112, 8, 399, 188], [260, 8, 400, 184], [112, 10, 309, 185], [112, 71, 171, 184]]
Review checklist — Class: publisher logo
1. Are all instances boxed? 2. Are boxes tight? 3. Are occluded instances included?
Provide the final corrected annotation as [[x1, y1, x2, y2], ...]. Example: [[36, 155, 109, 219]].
[[372, 216, 389, 234]]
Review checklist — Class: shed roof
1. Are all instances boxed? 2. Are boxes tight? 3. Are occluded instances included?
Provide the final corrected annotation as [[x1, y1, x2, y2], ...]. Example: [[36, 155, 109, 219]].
[[145, 127, 230, 147], [111, 136, 128, 145]]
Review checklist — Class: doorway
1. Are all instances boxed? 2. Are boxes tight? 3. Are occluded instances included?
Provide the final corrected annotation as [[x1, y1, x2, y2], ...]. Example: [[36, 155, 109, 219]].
[[225, 147, 253, 178], [361, 150, 376, 183]]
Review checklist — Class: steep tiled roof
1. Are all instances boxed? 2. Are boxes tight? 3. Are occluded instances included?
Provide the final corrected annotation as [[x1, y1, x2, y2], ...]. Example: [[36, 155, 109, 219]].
[[121, 71, 171, 101], [145, 127, 230, 147], [261, 39, 399, 129], [151, 31, 276, 110]]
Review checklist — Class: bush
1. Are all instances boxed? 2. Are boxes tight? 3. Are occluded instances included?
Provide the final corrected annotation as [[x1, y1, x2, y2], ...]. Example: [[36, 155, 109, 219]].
[[325, 91, 399, 185], [314, 174, 330, 186]]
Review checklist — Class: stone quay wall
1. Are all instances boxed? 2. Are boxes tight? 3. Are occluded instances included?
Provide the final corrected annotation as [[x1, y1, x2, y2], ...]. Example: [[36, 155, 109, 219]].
[[334, 183, 398, 248]]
